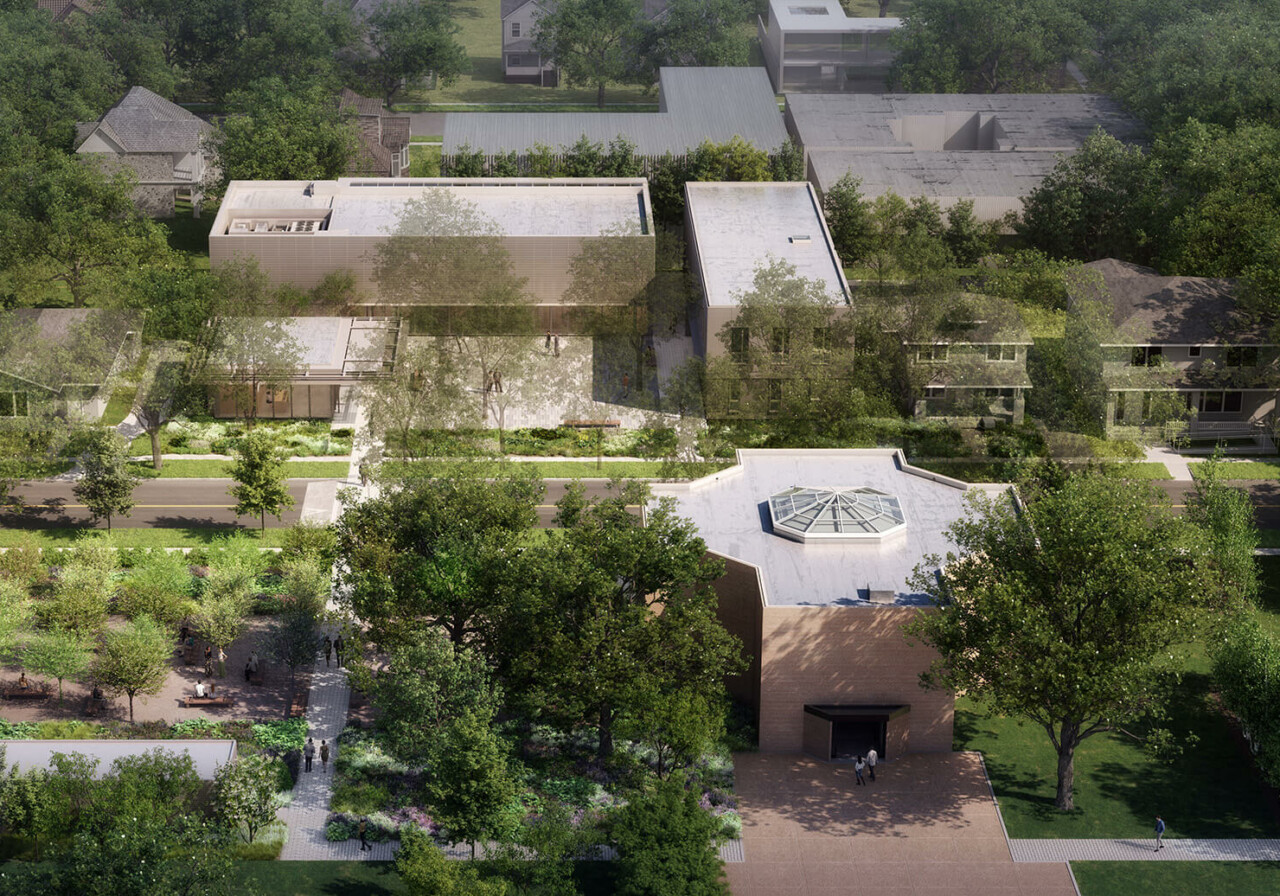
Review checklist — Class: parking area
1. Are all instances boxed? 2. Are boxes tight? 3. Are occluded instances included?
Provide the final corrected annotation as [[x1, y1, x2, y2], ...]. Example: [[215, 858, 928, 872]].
[[727, 752, 1078, 896]]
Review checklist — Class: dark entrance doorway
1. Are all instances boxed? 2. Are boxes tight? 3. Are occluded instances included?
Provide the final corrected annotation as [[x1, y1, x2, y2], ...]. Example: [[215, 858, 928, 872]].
[[802, 705, 908, 762]]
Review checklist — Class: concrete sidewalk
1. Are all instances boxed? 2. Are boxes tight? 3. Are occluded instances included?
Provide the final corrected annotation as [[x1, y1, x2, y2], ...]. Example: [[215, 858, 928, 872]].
[[1009, 838, 1280, 862]]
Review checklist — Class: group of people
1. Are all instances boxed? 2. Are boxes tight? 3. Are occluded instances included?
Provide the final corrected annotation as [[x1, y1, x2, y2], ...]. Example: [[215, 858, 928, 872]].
[[853, 749, 878, 786], [323, 634, 344, 668], [303, 736, 330, 773], [483, 369, 504, 393], [544, 330, 561, 357]]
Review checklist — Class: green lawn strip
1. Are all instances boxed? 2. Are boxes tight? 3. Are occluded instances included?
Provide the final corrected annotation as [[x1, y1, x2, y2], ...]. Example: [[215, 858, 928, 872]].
[[408, 143, 442, 177], [230, 859, 619, 896], [160, 202, 213, 257], [0, 528, 291, 548], [955, 647, 1278, 839], [1260, 529, 1280, 550], [1095, 461, 1174, 480], [1254, 556, 1280, 638], [1072, 862, 1280, 896], [127, 460, 350, 479], [393, 460, 729, 479], [100, 387, 137, 426], [1190, 461, 1280, 480]]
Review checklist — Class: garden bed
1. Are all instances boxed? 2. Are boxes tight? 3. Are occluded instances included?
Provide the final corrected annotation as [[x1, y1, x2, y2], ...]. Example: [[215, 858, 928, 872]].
[[127, 418, 353, 457]]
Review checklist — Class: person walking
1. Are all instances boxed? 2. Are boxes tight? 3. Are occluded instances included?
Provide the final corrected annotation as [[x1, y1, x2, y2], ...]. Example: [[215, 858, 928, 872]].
[[358, 818, 371, 852], [304, 738, 315, 773], [203, 645, 213, 677], [866, 747, 878, 782], [1155, 816, 1166, 851], [320, 739, 330, 772], [358, 462, 369, 487], [854, 756, 866, 786], [334, 635, 345, 668], [323, 635, 332, 668]]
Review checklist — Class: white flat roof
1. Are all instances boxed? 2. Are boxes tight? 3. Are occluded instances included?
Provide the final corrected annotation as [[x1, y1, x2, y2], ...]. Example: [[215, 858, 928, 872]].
[[770, 0, 900, 32], [214, 178, 652, 238], [649, 449, 1010, 607], [686, 182, 850, 307], [0, 739, 238, 780]]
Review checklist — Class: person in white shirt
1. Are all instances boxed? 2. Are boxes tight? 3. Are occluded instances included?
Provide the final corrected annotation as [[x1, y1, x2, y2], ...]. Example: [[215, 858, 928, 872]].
[[867, 748, 878, 782], [194, 680, 206, 698]]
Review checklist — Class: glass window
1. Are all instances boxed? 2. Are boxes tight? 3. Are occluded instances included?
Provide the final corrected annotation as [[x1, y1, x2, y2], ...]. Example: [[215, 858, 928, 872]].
[[13, 393, 26, 416], [768, 379, 783, 413], [1200, 391, 1223, 413], [1225, 347, 1259, 367], [916, 345, 948, 362], [812, 327, 830, 353], [986, 344, 1017, 361], [1131, 346, 1163, 366], [511, 22, 520, 37], [730, 327, 749, 362], [1225, 391, 1243, 413], [1188, 345, 1201, 357], [0, 393, 12, 417], [728, 382, 741, 410], [771, 328, 790, 357], [1114, 392, 1126, 419], [507, 54, 522, 67]]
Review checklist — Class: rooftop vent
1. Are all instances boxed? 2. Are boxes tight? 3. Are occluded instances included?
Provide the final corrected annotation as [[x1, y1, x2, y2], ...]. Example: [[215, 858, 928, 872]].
[[868, 588, 897, 605], [768, 486, 907, 543], [788, 234, 812, 244], [789, 5, 829, 13]]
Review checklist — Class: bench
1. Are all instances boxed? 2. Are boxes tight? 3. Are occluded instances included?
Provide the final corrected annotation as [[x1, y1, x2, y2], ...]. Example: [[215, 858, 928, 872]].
[[5, 689, 48, 701], [181, 696, 233, 708], [562, 419, 621, 429]]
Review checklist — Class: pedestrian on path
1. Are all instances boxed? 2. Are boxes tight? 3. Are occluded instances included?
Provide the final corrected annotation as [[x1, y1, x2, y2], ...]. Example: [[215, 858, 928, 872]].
[[1155, 816, 1165, 851], [323, 635, 332, 668], [320, 740, 330, 772], [358, 819, 371, 852], [553, 333, 560, 357], [335, 635, 344, 668], [854, 756, 866, 786], [358, 462, 369, 487], [203, 645, 213, 677], [304, 738, 315, 772], [867, 748, 877, 782]]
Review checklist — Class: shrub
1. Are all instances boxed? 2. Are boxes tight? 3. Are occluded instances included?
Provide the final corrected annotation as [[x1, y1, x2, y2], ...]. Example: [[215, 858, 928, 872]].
[[251, 718, 308, 752], [1212, 614, 1280, 787], [0, 721, 38, 740], [330, 780, 392, 815], [280, 522, 337, 567], [233, 820, 288, 859], [169, 719, 222, 739], [0, 536, 46, 586], [717, 810, 742, 840], [34, 720, 101, 740], [325, 819, 355, 841]]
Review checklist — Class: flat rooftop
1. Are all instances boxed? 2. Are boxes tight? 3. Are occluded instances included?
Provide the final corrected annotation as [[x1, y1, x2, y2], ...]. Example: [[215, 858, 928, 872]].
[[649, 449, 1009, 607], [0, 739, 237, 780], [769, 0, 900, 32], [212, 178, 651, 238], [686, 182, 850, 307]]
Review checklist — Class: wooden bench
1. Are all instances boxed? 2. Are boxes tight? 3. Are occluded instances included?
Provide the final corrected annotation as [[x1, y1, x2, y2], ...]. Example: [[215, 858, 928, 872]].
[[181, 696, 233, 708], [5, 689, 48, 701], [563, 419, 621, 429]]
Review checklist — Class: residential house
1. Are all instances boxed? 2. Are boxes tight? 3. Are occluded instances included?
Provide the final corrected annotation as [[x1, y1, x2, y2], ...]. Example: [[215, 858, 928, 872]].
[[501, 0, 669, 85], [209, 178, 655, 332], [36, 0, 97, 22], [907, 296, 1033, 424], [210, 317, 400, 422], [650, 449, 1011, 757], [758, 0, 900, 93], [1072, 259, 1280, 442], [338, 89, 412, 178], [75, 87, 214, 218], [0, 309, 142, 422], [786, 93, 1143, 221], [444, 67, 788, 162]]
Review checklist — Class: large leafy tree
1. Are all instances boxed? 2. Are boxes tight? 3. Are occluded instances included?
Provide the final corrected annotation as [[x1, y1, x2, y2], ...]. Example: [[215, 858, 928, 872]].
[[425, 710, 517, 858], [213, 754, 280, 843], [905, 472, 1218, 811], [532, 0, 647, 108], [212, 77, 358, 192], [72, 430, 139, 531], [890, 0, 1089, 93], [360, 0, 469, 105], [94, 614, 174, 723], [23, 628, 91, 706], [644, 0, 750, 69], [362, 337, 473, 462], [612, 777, 728, 896], [228, 430, 295, 531]]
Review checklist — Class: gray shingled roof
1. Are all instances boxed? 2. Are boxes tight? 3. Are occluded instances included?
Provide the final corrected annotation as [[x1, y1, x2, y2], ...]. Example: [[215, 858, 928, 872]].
[[501, 0, 533, 17], [0, 309, 141, 390], [444, 67, 787, 157], [78, 87, 211, 154], [1073, 259, 1268, 346]]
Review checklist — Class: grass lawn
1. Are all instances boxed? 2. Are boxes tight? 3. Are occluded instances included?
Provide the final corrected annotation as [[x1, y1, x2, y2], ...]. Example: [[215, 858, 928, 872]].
[[0, 528, 291, 548], [1260, 529, 1280, 550], [409, 143, 442, 176], [230, 860, 619, 896], [99, 386, 137, 426], [1096, 461, 1174, 480], [1190, 461, 1280, 480], [1255, 556, 1280, 638], [127, 460, 351, 479], [160, 202, 213, 267], [1072, 862, 1280, 896]]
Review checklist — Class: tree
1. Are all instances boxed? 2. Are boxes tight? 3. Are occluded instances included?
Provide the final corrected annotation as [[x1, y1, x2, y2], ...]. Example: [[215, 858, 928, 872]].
[[645, 0, 750, 68], [116, 530, 195, 631], [361, 0, 469, 105], [372, 629, 504, 770], [0, 150, 171, 308], [362, 337, 473, 461], [213, 754, 280, 843], [612, 777, 728, 896], [39, 544, 118, 640], [1212, 614, 1280, 787], [426, 711, 518, 858], [24, 629, 90, 706], [212, 77, 358, 192], [822, 174, 873, 267], [1017, 130, 1160, 264], [889, 0, 1089, 93], [229, 430, 295, 531], [1185, 454, 1259, 611], [904, 472, 1216, 811], [72, 430, 138, 531], [532, 0, 647, 108], [190, 551, 257, 676], [94, 615, 173, 723], [397, 826, 508, 896], [134, 357, 183, 471], [267, 558, 326, 712], [0, 579, 34, 663]]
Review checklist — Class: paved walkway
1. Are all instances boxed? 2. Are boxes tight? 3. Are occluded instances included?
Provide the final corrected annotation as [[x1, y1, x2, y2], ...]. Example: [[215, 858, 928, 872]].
[[1144, 445, 1194, 480], [1009, 838, 1280, 862]]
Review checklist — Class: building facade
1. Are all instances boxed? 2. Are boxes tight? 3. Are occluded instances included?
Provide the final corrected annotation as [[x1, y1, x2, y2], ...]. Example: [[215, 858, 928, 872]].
[[758, 0, 900, 93]]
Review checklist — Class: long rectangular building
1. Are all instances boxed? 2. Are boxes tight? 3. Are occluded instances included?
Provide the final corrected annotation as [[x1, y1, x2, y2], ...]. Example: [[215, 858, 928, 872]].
[[209, 178, 655, 328]]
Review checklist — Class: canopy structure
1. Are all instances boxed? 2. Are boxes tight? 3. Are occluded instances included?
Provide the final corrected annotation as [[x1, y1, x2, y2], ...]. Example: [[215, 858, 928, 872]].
[[768, 486, 906, 542]]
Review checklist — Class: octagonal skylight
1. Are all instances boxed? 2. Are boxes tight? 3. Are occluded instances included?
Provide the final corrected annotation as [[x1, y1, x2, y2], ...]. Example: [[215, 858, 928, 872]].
[[768, 486, 906, 543]]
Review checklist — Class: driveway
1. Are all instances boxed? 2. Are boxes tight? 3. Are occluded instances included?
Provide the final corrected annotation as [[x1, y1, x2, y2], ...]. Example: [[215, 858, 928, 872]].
[[727, 752, 1077, 896]]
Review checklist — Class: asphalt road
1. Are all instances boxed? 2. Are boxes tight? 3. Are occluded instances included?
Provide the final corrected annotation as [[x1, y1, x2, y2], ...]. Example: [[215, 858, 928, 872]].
[[2, 477, 634, 530], [1156, 480, 1280, 528]]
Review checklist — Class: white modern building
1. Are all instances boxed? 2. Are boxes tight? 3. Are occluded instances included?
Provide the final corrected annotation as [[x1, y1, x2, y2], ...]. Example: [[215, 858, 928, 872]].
[[758, 0, 900, 93]]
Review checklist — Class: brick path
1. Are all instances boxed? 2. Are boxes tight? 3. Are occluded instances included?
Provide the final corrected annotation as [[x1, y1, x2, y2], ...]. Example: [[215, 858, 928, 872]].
[[1009, 838, 1280, 862]]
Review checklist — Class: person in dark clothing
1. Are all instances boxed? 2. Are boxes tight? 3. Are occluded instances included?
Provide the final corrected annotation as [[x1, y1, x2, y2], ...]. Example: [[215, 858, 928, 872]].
[[244, 662, 252, 683], [854, 756, 866, 786], [320, 740, 330, 772], [334, 635, 344, 668], [323, 636, 332, 668], [358, 819, 371, 851], [304, 738, 315, 772], [1155, 816, 1166, 850]]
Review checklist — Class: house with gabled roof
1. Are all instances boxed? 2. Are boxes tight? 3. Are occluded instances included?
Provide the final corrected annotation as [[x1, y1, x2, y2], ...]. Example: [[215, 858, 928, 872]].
[[501, 0, 670, 85], [0, 309, 142, 422], [338, 89, 412, 178], [75, 86, 214, 218], [1070, 258, 1280, 443], [36, 0, 97, 22]]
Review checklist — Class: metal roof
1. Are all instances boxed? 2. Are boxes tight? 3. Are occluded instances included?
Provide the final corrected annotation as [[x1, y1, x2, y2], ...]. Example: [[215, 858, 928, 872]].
[[444, 68, 787, 157]]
